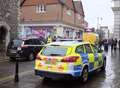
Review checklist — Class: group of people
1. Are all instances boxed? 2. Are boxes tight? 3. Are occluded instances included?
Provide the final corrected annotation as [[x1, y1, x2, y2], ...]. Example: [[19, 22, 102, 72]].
[[98, 38, 120, 52]]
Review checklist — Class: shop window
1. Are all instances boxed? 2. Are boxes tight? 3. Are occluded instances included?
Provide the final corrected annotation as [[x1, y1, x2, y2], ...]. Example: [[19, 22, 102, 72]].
[[77, 14, 81, 20]]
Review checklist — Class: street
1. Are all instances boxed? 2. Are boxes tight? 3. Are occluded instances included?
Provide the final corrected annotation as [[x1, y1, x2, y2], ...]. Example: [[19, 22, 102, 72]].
[[0, 0, 119, 88], [0, 48, 120, 88]]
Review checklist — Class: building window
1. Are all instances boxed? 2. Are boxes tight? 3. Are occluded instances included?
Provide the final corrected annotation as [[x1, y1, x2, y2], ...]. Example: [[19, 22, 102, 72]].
[[67, 9, 72, 16], [77, 14, 81, 20], [36, 4, 46, 13]]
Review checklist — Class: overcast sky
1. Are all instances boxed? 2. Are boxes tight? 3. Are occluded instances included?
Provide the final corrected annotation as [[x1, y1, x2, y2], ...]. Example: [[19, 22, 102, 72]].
[[77, 0, 114, 30]]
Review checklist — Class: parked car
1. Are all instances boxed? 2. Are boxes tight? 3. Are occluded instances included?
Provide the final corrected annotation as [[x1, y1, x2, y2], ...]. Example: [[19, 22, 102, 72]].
[[35, 41, 106, 82], [6, 38, 45, 61]]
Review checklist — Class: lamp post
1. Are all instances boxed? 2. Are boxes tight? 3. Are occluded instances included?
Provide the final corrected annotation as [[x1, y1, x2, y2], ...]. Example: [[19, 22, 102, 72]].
[[14, 0, 20, 83], [14, 58, 19, 82], [97, 17, 103, 40], [119, 25, 120, 39]]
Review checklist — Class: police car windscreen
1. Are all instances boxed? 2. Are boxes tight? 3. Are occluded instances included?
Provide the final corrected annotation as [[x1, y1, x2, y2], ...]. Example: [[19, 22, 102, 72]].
[[41, 46, 67, 56]]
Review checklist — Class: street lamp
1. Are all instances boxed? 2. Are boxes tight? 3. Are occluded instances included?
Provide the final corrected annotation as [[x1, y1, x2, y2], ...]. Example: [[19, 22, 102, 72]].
[[14, 0, 20, 83], [97, 17, 103, 30], [97, 17, 103, 40]]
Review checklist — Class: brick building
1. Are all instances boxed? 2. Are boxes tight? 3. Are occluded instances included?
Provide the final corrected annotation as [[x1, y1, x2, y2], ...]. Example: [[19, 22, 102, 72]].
[[19, 0, 85, 39]]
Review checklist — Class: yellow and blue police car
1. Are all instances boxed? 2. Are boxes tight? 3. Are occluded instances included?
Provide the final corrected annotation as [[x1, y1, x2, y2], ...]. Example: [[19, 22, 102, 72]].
[[35, 41, 106, 82]]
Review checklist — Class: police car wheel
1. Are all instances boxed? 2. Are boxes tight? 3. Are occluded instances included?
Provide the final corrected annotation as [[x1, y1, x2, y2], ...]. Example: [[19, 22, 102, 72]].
[[10, 57, 16, 61], [81, 67, 88, 83], [28, 53, 34, 61], [44, 77, 52, 81], [101, 59, 106, 71]]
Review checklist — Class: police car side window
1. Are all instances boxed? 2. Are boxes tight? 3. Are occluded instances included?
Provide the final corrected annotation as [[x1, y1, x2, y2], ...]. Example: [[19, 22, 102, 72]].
[[91, 44, 98, 53], [84, 44, 93, 53], [76, 45, 84, 53]]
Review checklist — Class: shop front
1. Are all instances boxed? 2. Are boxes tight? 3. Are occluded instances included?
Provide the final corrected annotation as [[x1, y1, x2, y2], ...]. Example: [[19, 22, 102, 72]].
[[18, 26, 55, 39]]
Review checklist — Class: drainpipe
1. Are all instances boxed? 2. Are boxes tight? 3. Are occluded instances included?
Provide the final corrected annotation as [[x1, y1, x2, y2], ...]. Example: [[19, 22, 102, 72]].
[[72, 0, 76, 39], [61, 3, 64, 23]]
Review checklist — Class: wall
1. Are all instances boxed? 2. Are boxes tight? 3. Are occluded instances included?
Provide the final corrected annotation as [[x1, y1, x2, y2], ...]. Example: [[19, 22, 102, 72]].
[[21, 4, 62, 22]]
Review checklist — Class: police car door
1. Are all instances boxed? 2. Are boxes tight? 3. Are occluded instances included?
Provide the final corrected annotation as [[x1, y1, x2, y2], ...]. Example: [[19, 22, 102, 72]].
[[75, 45, 88, 65], [84, 44, 95, 72], [91, 44, 103, 68]]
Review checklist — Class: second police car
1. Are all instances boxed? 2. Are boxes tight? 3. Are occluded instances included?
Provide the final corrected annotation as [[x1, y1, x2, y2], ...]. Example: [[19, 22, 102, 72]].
[[35, 41, 106, 82]]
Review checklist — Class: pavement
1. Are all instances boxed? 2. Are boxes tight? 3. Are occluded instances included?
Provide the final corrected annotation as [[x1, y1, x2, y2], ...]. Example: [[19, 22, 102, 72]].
[[0, 59, 34, 79], [0, 71, 43, 88], [0, 52, 9, 62], [0, 48, 120, 88]]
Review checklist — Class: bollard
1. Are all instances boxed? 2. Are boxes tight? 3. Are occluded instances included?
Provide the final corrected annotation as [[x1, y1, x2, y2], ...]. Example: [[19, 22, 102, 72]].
[[14, 58, 19, 82]]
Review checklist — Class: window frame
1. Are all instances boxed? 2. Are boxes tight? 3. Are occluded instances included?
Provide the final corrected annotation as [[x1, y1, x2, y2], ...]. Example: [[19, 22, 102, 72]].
[[75, 44, 85, 54]]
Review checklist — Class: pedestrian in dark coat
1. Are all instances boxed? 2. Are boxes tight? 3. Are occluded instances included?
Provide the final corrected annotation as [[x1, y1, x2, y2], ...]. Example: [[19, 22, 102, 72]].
[[111, 39, 114, 51], [98, 40, 102, 49], [114, 38, 118, 51], [103, 39, 108, 52], [119, 40, 120, 50]]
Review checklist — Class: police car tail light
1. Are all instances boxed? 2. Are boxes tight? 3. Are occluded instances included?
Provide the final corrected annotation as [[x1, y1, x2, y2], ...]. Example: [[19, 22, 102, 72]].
[[36, 55, 41, 60], [61, 56, 79, 62]]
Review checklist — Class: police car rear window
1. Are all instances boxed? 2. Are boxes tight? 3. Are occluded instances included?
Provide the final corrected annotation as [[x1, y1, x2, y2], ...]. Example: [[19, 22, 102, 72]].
[[41, 46, 67, 56]]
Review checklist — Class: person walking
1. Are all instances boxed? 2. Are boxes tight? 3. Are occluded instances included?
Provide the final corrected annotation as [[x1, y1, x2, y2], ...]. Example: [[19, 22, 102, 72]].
[[103, 39, 108, 52], [98, 40, 102, 49], [118, 40, 120, 50], [47, 35, 53, 44], [114, 38, 118, 51], [110, 39, 114, 51]]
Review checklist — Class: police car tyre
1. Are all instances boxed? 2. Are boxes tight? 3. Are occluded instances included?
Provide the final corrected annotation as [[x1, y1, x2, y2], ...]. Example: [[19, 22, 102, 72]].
[[101, 59, 106, 71], [28, 53, 34, 61], [10, 57, 16, 61], [81, 67, 88, 83], [44, 77, 52, 81]]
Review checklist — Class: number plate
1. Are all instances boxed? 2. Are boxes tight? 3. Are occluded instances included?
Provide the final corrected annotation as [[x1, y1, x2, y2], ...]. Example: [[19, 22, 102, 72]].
[[46, 58, 51, 64], [46, 58, 57, 65]]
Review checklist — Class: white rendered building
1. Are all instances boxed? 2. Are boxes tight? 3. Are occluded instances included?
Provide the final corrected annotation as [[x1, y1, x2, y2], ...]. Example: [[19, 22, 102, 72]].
[[112, 0, 120, 39]]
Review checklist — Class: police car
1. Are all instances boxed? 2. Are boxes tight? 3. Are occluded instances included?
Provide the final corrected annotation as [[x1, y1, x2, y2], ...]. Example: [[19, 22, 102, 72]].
[[35, 41, 106, 82]]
